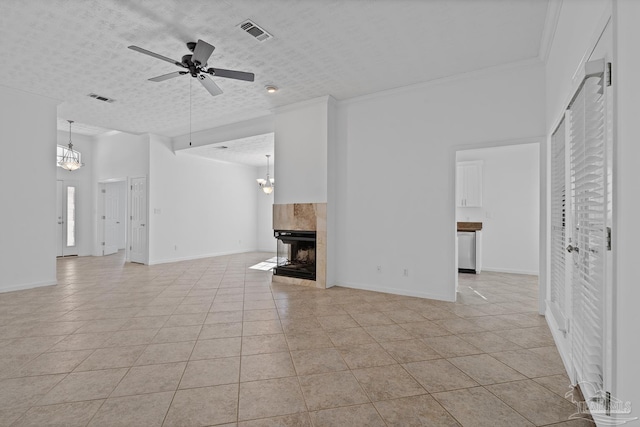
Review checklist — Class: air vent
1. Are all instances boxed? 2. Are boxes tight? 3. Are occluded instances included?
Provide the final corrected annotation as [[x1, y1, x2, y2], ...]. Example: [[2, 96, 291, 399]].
[[239, 19, 272, 42], [87, 93, 116, 103]]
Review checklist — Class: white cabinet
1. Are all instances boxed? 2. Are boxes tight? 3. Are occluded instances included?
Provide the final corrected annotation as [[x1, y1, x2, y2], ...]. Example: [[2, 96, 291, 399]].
[[456, 161, 482, 207]]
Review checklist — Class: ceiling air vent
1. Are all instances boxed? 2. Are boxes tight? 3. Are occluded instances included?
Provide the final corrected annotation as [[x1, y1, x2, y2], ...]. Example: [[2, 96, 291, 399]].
[[239, 20, 272, 42], [87, 93, 116, 103]]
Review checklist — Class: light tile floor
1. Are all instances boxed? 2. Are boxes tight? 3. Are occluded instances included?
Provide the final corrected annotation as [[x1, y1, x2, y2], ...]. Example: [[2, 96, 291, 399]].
[[0, 252, 593, 426]]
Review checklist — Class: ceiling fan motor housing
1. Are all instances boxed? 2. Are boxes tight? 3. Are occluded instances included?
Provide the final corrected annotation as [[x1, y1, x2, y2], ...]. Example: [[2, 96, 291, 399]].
[[181, 54, 200, 77]]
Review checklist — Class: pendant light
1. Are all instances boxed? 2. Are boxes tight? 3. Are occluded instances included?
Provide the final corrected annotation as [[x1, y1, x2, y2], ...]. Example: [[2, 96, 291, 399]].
[[58, 120, 82, 171], [257, 154, 274, 194]]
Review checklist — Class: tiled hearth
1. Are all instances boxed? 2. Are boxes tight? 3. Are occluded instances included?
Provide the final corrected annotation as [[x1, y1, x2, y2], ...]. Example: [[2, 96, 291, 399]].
[[273, 203, 328, 289]]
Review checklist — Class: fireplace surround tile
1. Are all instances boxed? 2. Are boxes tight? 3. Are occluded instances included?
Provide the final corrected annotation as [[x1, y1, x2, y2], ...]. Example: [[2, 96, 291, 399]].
[[273, 203, 327, 289]]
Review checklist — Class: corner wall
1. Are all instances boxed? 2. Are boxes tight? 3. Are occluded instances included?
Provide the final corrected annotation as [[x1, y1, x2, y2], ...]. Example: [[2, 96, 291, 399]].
[[0, 86, 58, 292], [334, 63, 545, 301]]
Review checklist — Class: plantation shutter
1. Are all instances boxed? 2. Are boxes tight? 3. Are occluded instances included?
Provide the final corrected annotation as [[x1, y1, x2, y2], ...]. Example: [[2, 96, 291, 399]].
[[568, 60, 607, 395], [549, 119, 568, 330]]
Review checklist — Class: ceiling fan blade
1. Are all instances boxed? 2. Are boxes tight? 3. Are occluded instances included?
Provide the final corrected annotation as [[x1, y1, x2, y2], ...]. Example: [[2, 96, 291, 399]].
[[149, 71, 187, 82], [128, 45, 182, 66], [192, 39, 215, 67], [198, 75, 223, 97], [208, 68, 255, 82]]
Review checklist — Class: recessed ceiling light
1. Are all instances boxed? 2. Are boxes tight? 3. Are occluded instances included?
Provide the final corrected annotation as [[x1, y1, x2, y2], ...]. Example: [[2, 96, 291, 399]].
[[265, 85, 278, 93]]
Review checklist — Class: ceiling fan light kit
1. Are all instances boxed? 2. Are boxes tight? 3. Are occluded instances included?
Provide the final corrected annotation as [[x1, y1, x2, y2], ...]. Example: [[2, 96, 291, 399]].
[[128, 39, 255, 97]]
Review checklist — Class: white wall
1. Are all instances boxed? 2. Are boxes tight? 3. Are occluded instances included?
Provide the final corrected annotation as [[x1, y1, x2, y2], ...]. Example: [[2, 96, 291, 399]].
[[613, 0, 640, 422], [56, 131, 94, 256], [148, 135, 258, 264], [0, 86, 58, 292], [256, 165, 275, 252], [456, 143, 539, 275], [93, 132, 150, 181], [274, 98, 329, 205], [334, 63, 545, 301]]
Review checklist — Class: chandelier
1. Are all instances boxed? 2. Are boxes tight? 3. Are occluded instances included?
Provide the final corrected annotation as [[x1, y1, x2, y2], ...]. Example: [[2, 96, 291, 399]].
[[58, 120, 82, 171], [257, 154, 274, 194]]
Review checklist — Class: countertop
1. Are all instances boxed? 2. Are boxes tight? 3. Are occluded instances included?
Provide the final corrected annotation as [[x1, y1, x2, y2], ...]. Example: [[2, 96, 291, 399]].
[[457, 222, 483, 232]]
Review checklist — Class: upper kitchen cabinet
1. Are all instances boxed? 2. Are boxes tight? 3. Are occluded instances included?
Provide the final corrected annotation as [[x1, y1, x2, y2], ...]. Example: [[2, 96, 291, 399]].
[[456, 160, 483, 207]]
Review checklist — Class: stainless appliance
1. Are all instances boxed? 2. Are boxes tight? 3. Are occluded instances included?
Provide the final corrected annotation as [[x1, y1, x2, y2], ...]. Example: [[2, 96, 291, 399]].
[[458, 231, 476, 273]]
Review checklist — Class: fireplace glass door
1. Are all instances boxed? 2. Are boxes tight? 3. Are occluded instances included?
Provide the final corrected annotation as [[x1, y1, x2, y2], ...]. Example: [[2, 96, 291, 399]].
[[274, 230, 316, 280]]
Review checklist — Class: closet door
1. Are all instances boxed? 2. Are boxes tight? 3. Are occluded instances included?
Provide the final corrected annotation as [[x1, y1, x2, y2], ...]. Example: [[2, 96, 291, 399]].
[[568, 60, 608, 397]]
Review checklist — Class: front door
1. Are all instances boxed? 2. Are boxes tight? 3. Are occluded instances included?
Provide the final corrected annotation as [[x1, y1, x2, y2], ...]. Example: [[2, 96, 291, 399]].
[[129, 177, 147, 264], [56, 180, 78, 257]]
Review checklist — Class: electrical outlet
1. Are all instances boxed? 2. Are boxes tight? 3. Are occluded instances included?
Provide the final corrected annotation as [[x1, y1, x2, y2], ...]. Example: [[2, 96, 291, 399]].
[[174, 245, 178, 251], [376, 265, 382, 273], [403, 268, 409, 277]]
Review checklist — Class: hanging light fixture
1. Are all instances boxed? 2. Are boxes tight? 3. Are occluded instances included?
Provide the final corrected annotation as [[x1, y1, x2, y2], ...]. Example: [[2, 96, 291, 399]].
[[257, 154, 274, 194], [58, 120, 82, 171]]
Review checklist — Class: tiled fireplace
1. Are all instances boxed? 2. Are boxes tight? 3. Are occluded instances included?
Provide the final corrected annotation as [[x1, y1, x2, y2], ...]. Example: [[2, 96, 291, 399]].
[[272, 203, 327, 288]]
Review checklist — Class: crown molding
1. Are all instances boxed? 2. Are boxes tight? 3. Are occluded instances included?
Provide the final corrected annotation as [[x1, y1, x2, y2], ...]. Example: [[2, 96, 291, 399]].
[[339, 57, 544, 107], [538, 0, 563, 63]]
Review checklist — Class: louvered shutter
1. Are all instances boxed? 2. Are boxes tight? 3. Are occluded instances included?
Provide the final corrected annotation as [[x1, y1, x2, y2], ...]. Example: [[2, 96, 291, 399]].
[[549, 119, 568, 330], [568, 61, 607, 395]]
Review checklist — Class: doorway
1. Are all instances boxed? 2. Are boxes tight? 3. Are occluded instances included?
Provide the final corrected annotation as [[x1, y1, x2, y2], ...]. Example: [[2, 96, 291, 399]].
[[56, 180, 79, 257], [453, 141, 542, 301]]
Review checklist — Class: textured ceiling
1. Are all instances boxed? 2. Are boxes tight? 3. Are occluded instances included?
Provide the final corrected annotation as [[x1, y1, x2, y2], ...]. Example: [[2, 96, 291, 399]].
[[0, 0, 548, 139], [56, 118, 112, 137], [184, 133, 274, 167]]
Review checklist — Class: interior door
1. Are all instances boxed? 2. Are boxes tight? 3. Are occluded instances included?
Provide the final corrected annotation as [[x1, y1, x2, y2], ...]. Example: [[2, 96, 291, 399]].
[[129, 177, 147, 264], [101, 183, 119, 256]]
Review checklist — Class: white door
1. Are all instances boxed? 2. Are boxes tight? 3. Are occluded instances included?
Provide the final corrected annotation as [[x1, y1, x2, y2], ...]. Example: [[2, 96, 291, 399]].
[[129, 177, 147, 264], [56, 181, 63, 257], [100, 183, 119, 256], [56, 180, 78, 257], [548, 21, 613, 410]]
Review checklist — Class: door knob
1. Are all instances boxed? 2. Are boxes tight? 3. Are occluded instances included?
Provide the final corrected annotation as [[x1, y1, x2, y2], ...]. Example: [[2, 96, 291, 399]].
[[566, 244, 579, 253]]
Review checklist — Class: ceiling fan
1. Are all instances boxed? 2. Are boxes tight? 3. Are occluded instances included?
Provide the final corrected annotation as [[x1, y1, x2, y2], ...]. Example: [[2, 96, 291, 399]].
[[128, 39, 255, 96]]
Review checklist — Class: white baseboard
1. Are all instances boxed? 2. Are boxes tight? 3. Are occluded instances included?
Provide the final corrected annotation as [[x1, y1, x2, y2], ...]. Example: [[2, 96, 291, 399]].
[[148, 249, 257, 266], [481, 267, 539, 276], [337, 280, 455, 302], [0, 280, 57, 294]]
